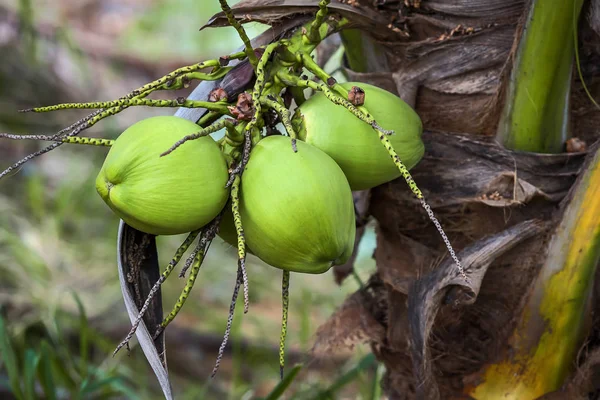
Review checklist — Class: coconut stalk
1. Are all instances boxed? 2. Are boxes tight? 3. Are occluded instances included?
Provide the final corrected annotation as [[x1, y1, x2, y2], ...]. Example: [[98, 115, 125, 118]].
[[496, 0, 584, 153], [339, 29, 388, 73], [469, 144, 600, 399]]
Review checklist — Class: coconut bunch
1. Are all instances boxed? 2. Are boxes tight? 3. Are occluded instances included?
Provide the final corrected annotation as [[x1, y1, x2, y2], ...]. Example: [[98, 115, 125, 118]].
[[96, 79, 424, 270], [0, 0, 450, 380]]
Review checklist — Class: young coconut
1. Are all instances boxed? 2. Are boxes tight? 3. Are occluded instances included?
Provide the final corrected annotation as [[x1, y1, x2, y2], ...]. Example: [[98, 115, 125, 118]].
[[293, 82, 425, 191], [96, 116, 229, 235], [223, 135, 355, 274]]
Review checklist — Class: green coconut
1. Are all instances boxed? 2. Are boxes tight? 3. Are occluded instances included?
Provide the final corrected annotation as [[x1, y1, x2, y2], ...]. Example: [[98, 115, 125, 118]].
[[294, 82, 424, 191], [217, 201, 256, 256], [96, 116, 229, 235], [221, 135, 355, 274]]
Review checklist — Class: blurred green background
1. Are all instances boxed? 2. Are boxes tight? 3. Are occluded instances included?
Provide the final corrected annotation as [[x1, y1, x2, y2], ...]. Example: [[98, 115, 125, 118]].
[[0, 0, 381, 398]]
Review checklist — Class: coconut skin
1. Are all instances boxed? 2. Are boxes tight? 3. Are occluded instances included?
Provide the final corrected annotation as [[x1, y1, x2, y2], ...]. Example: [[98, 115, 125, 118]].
[[294, 82, 425, 191], [221, 135, 355, 274], [95, 116, 229, 236]]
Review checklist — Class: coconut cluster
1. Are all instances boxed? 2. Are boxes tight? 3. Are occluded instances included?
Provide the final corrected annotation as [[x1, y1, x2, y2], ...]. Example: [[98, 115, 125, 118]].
[[95, 83, 424, 274]]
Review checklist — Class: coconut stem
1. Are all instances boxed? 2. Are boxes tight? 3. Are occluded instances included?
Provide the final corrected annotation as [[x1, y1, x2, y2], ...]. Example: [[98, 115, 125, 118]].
[[308, 0, 331, 44], [112, 229, 201, 357], [279, 270, 290, 379], [288, 86, 306, 106], [300, 52, 347, 98], [218, 0, 259, 69], [496, 0, 583, 153]]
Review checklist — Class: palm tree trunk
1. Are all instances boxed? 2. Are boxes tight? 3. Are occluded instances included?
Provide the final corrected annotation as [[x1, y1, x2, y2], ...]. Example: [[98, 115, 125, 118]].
[[309, 0, 600, 398]]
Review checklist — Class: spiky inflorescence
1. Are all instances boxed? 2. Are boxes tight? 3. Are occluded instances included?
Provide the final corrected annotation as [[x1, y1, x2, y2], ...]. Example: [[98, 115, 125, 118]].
[[211, 267, 242, 378], [226, 128, 253, 188], [161, 118, 237, 157], [26, 98, 230, 115], [218, 0, 258, 68], [0, 133, 113, 147], [260, 96, 298, 151], [244, 42, 280, 134], [0, 115, 103, 180], [279, 270, 290, 379], [130, 56, 244, 94], [61, 137, 114, 146], [154, 216, 221, 339], [231, 175, 249, 313], [1, 50, 248, 181], [113, 229, 201, 356]]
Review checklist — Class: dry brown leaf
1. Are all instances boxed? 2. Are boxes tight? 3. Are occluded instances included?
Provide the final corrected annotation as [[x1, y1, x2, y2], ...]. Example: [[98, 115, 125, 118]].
[[383, 130, 586, 209], [201, 0, 394, 40]]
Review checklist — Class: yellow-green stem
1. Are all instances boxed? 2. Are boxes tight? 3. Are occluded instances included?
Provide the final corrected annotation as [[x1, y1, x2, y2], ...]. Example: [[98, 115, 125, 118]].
[[471, 146, 600, 399]]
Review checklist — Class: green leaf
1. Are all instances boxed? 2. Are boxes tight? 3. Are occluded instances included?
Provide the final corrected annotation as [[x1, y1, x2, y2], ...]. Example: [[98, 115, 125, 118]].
[[371, 362, 385, 400], [263, 364, 303, 400], [37, 341, 57, 400], [48, 353, 77, 394], [72, 292, 89, 380], [25, 173, 45, 221], [23, 349, 40, 400], [101, 378, 141, 400], [78, 376, 122, 397], [48, 312, 77, 393], [0, 313, 24, 400], [320, 354, 377, 397]]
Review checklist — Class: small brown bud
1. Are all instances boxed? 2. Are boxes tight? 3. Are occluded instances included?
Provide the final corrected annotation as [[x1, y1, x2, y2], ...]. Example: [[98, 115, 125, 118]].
[[208, 88, 228, 102], [253, 47, 265, 60], [176, 97, 186, 105], [219, 56, 230, 66], [326, 77, 337, 87], [565, 137, 587, 153], [348, 86, 366, 106], [229, 92, 255, 121], [283, 89, 293, 109]]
